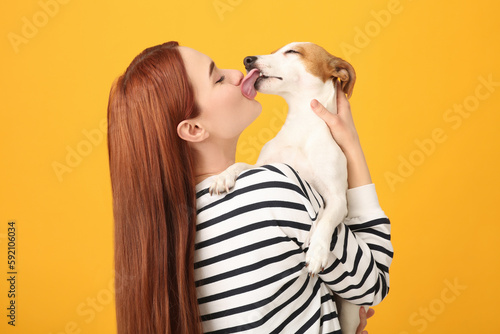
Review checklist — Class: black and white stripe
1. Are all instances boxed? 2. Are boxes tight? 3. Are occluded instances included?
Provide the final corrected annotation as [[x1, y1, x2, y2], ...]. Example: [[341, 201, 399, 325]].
[[194, 163, 393, 333]]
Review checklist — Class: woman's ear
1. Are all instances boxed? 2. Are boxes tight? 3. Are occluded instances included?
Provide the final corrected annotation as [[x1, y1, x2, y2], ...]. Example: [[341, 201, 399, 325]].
[[177, 119, 209, 143]]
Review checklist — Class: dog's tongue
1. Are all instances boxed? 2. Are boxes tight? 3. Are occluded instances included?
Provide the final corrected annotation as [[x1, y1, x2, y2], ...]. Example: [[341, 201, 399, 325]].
[[241, 68, 260, 99]]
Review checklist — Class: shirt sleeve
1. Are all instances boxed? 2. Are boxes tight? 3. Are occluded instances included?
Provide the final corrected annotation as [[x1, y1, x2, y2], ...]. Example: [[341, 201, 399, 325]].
[[268, 163, 393, 307], [320, 183, 393, 306]]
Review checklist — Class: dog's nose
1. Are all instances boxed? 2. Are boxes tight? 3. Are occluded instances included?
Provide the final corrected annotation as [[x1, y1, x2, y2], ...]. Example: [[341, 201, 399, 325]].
[[243, 56, 257, 70]]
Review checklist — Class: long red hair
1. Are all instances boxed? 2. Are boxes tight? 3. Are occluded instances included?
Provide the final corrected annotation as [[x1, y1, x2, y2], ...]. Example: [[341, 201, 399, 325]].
[[107, 41, 203, 333]]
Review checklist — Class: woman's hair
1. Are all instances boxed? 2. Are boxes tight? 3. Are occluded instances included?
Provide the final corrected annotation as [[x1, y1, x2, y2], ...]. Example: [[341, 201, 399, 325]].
[[107, 41, 203, 333]]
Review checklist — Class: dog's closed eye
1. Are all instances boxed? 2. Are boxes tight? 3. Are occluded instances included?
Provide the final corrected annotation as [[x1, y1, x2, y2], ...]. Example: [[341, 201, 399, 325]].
[[285, 49, 301, 55]]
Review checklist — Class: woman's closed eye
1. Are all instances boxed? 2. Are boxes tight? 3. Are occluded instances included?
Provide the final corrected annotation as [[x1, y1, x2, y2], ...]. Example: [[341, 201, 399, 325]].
[[215, 75, 225, 84]]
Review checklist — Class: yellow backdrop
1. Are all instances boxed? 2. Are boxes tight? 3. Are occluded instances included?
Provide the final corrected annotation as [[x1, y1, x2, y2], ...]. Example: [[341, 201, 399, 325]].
[[1, 0, 499, 333]]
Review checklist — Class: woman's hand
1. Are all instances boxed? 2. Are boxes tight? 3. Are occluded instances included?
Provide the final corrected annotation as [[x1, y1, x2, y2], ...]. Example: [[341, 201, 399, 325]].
[[310, 81, 372, 188], [310, 80, 360, 154], [356, 307, 375, 334]]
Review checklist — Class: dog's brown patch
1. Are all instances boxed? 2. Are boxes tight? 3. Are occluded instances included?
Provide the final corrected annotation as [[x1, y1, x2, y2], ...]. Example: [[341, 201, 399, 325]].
[[294, 43, 356, 98]]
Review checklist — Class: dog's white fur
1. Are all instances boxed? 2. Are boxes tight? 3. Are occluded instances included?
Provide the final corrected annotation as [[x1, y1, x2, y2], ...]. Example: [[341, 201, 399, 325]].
[[209, 42, 367, 334]]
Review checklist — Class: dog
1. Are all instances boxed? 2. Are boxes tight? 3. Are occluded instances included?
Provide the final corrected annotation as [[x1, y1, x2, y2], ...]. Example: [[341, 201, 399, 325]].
[[208, 42, 367, 334]]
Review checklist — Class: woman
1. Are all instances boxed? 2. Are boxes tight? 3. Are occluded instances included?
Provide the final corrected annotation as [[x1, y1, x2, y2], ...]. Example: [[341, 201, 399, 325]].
[[107, 41, 392, 333]]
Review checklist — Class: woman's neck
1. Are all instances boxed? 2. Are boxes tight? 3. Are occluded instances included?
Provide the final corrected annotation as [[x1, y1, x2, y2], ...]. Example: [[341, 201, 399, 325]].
[[192, 137, 238, 185]]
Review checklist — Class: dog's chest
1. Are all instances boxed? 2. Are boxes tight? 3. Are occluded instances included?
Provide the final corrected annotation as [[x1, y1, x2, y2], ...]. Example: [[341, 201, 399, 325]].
[[258, 112, 345, 174]]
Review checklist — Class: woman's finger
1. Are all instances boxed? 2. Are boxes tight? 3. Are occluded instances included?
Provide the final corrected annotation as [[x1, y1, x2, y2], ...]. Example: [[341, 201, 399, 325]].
[[336, 80, 350, 115], [310, 99, 335, 124], [356, 307, 368, 334]]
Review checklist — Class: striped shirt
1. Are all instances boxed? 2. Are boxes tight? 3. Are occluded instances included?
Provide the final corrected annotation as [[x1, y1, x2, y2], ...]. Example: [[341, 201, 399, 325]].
[[194, 163, 393, 333]]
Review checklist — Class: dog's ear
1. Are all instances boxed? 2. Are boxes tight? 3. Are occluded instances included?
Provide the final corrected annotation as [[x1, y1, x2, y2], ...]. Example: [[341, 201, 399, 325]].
[[329, 57, 356, 99]]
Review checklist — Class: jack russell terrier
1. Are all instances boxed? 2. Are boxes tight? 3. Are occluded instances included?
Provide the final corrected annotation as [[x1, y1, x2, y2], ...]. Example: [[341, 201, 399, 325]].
[[209, 42, 367, 334]]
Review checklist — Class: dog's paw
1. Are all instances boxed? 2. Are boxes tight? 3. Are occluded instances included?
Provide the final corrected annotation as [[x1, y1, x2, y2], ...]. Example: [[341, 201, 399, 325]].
[[305, 235, 330, 275], [208, 163, 253, 196], [305, 222, 333, 275], [209, 171, 238, 195]]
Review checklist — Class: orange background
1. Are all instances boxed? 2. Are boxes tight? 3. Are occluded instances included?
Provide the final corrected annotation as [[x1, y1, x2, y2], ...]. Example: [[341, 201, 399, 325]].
[[1, 0, 499, 333]]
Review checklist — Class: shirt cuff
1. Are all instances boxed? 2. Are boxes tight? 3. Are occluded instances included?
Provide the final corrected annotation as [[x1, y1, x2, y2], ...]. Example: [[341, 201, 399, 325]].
[[346, 183, 386, 220]]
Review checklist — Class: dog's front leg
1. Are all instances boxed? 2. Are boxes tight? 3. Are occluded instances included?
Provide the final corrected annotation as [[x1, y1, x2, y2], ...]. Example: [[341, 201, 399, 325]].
[[305, 193, 347, 274], [208, 162, 254, 195]]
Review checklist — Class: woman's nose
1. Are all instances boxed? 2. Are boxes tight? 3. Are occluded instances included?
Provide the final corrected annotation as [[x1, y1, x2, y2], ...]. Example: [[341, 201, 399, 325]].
[[231, 70, 244, 86]]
